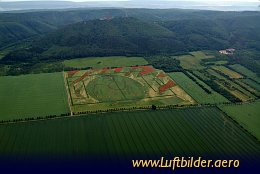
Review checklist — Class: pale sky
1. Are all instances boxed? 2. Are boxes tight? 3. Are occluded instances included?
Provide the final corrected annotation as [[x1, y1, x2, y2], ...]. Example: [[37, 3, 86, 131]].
[[0, 0, 259, 2]]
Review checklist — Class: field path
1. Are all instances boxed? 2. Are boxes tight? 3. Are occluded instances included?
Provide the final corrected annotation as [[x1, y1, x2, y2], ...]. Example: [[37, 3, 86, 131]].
[[63, 71, 73, 116]]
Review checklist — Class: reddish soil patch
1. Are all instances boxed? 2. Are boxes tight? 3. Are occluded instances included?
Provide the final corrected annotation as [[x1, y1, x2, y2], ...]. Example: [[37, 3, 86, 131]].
[[131, 66, 155, 76], [90, 68, 102, 73], [73, 72, 90, 84], [67, 70, 79, 78], [100, 67, 110, 74], [159, 80, 176, 93], [157, 72, 167, 78], [114, 67, 122, 73], [140, 66, 155, 76], [131, 66, 140, 70]]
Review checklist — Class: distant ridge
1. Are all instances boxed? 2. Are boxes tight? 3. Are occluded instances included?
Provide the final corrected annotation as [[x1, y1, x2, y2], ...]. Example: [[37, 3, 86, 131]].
[[3, 17, 179, 61], [2, 13, 260, 63], [0, 0, 259, 12]]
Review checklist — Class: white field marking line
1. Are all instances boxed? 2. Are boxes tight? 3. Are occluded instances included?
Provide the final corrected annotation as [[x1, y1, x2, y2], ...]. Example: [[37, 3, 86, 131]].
[[63, 71, 73, 116]]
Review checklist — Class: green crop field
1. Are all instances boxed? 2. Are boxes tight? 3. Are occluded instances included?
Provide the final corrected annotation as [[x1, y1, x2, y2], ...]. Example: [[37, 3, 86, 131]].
[[241, 79, 260, 91], [63, 56, 148, 69], [220, 101, 260, 140], [0, 73, 69, 120], [207, 68, 226, 80], [66, 66, 194, 113], [212, 66, 243, 79], [207, 68, 257, 101], [0, 107, 259, 159], [235, 80, 260, 96], [177, 51, 213, 70], [229, 64, 260, 83], [0, 52, 4, 60], [87, 75, 145, 102], [192, 70, 211, 81], [169, 72, 229, 104], [190, 51, 214, 59], [227, 80, 256, 101], [205, 60, 228, 65]]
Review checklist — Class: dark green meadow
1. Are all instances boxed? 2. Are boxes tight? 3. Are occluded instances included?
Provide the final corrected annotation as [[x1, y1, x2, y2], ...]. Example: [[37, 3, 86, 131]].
[[0, 107, 259, 160]]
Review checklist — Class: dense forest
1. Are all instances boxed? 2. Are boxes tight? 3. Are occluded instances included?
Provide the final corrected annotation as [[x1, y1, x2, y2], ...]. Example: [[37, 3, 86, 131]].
[[2, 15, 260, 62], [1, 9, 260, 49], [0, 9, 260, 75]]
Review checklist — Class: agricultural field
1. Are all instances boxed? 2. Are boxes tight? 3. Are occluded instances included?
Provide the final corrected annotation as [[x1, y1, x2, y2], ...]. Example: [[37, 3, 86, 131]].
[[190, 51, 214, 59], [176, 51, 213, 70], [0, 65, 9, 76], [0, 107, 259, 159], [206, 68, 226, 80], [0, 73, 69, 120], [63, 56, 148, 69], [220, 101, 260, 140], [174, 51, 260, 103], [207, 68, 257, 101], [241, 79, 260, 91], [192, 70, 211, 81], [229, 64, 260, 83], [227, 80, 256, 100], [205, 60, 228, 65], [169, 72, 229, 104], [0, 52, 4, 60], [65, 66, 194, 113], [212, 66, 243, 79], [0, 51, 10, 60], [235, 80, 260, 97]]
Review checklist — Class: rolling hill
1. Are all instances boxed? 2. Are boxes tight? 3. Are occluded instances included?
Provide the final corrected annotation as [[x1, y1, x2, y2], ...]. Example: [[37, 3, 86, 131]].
[[0, 9, 126, 49], [2, 17, 181, 62], [1, 9, 260, 64], [161, 15, 260, 50], [1, 8, 260, 49]]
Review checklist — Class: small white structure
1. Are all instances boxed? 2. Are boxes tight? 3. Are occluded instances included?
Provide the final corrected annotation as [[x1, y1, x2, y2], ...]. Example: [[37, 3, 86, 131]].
[[99, 16, 114, 21], [219, 48, 236, 55]]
